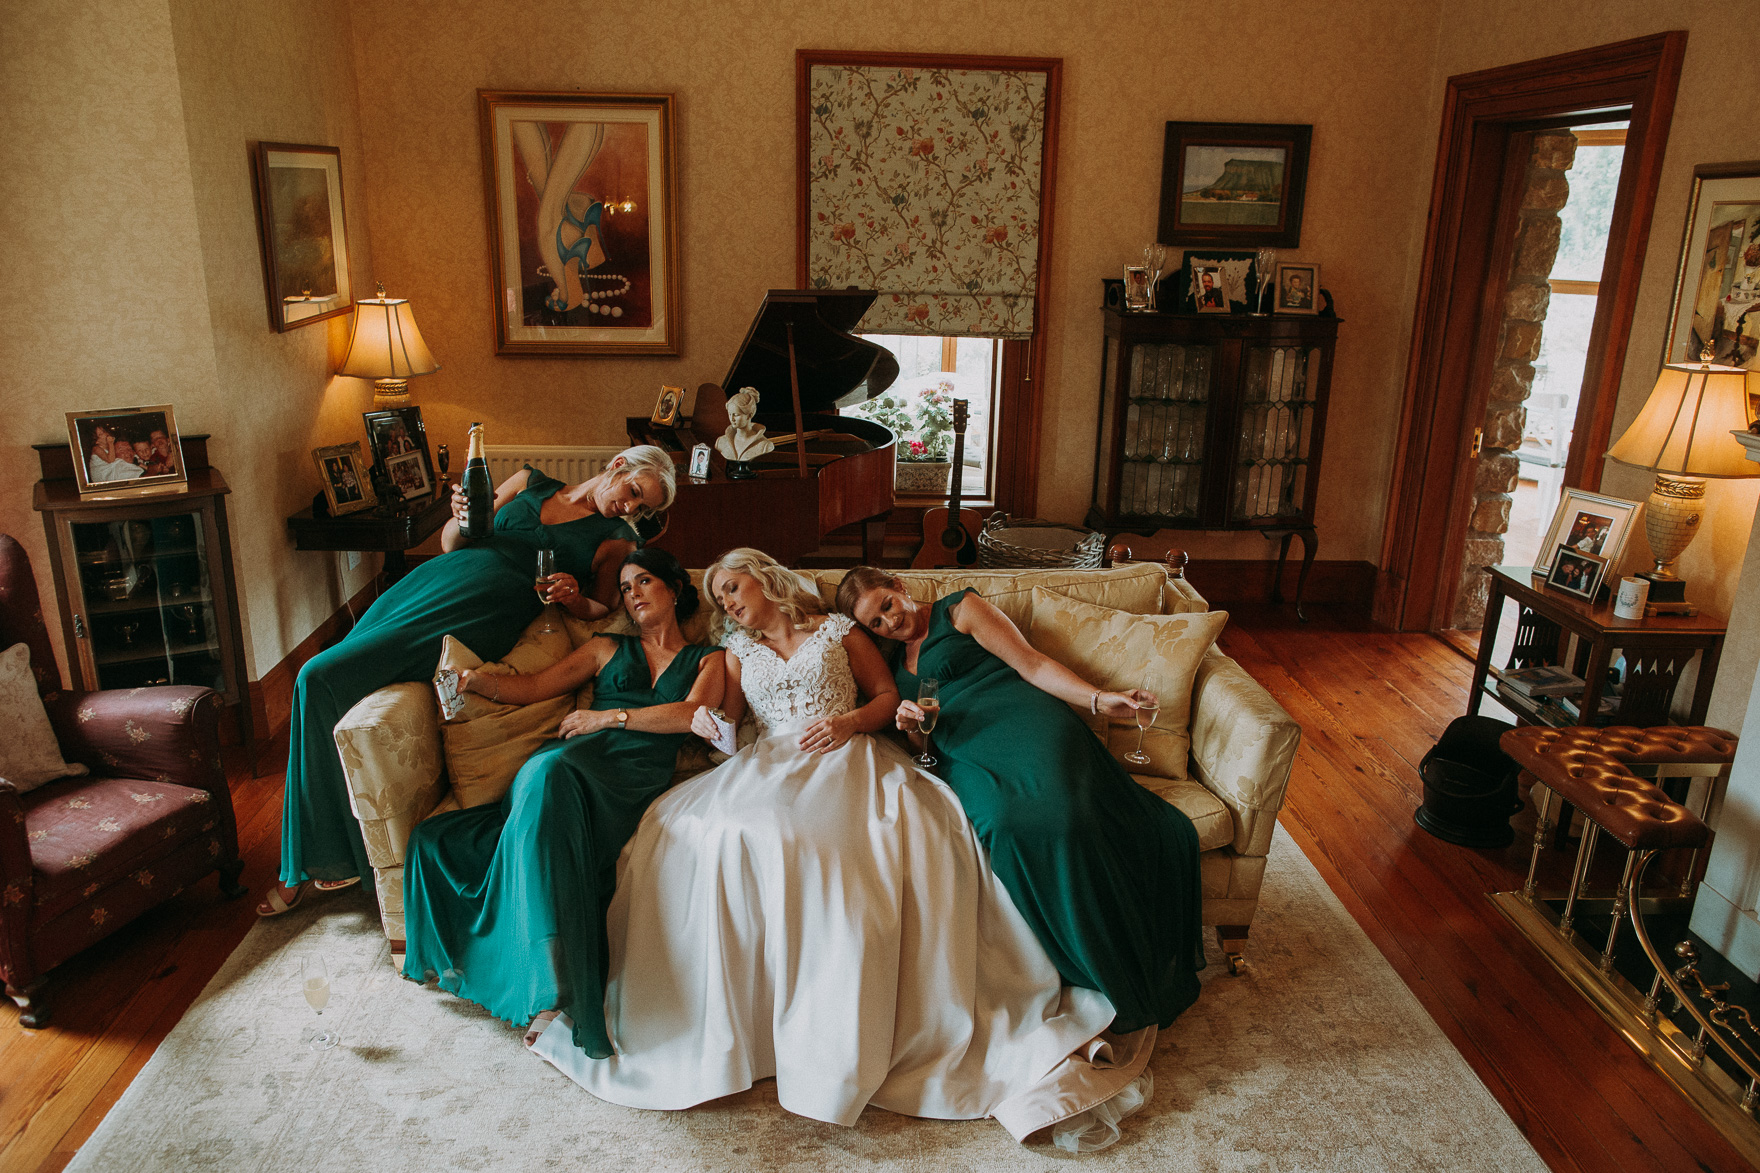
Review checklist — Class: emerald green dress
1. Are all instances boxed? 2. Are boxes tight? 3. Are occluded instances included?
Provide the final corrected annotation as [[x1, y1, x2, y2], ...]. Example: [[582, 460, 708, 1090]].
[[895, 590, 1204, 1032], [280, 467, 634, 887], [401, 634, 715, 1056]]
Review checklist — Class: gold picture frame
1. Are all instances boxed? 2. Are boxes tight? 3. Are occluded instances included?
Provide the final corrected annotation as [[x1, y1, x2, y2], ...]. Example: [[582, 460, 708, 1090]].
[[1660, 160, 1760, 368], [66, 405, 189, 498], [312, 441, 377, 516], [1274, 261, 1321, 314], [479, 90, 681, 356], [650, 385, 684, 427]]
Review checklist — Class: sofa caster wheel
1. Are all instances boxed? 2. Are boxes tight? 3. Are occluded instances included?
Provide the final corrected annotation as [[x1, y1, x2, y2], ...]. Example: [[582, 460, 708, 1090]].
[[1215, 925, 1249, 978]]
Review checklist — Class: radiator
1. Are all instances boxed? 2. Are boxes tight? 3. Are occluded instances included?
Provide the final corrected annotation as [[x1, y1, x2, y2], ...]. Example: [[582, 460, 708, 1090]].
[[483, 444, 624, 487]]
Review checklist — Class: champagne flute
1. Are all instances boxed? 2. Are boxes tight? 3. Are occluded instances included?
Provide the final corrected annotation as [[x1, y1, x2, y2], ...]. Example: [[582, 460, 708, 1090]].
[[535, 547, 559, 634], [1124, 692, 1159, 766], [915, 678, 941, 767], [302, 955, 337, 1050]]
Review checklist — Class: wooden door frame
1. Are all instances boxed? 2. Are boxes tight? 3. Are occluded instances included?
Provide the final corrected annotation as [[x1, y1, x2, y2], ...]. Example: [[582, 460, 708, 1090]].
[[1373, 32, 1685, 631]]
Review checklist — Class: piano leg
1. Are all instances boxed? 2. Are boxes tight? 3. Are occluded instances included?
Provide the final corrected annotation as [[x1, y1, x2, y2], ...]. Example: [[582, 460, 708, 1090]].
[[862, 515, 889, 567]]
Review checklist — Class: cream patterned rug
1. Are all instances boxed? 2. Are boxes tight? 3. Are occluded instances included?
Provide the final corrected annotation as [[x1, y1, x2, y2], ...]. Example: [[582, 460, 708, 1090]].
[[68, 829, 1546, 1171]]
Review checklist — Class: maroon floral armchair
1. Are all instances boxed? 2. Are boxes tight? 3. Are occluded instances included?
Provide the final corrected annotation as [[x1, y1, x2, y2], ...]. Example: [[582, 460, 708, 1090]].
[[0, 533, 244, 1028]]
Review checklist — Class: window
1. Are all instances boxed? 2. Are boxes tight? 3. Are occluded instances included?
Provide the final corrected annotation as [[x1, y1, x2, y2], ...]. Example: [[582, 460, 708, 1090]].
[[847, 334, 1000, 500]]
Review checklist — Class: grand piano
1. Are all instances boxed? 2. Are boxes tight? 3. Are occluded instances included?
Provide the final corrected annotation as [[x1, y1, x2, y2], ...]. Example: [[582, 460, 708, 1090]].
[[626, 289, 899, 567]]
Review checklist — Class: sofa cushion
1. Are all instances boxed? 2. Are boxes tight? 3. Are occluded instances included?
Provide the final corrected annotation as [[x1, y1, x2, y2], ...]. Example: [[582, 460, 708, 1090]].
[[335, 682, 446, 869], [1131, 774, 1234, 851], [802, 563, 1173, 631], [436, 635, 573, 809], [1027, 586, 1227, 780], [0, 641, 86, 792], [23, 775, 218, 919]]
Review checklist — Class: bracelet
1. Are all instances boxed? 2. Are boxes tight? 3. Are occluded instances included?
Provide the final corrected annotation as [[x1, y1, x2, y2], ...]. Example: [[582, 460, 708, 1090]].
[[489, 676, 501, 703], [1090, 690, 1100, 715]]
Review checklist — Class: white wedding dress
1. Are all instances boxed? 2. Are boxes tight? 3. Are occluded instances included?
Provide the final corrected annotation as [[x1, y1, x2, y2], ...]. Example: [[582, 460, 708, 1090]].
[[533, 614, 1152, 1137]]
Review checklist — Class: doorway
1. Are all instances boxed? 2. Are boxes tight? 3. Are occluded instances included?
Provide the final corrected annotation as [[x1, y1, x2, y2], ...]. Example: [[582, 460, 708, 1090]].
[[1374, 33, 1686, 635]]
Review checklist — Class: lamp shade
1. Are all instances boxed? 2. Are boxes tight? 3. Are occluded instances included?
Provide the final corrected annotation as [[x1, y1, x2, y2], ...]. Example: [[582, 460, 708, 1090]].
[[338, 288, 439, 380], [1604, 361, 1757, 479]]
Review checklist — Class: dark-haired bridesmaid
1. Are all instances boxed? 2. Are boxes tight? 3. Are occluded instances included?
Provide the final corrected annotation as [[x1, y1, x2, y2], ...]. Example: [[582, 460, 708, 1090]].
[[402, 547, 724, 1055]]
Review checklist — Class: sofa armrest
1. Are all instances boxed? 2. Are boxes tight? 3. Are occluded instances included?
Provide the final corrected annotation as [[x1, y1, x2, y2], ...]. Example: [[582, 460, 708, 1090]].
[[44, 686, 225, 792], [1188, 648, 1300, 857], [334, 682, 447, 870]]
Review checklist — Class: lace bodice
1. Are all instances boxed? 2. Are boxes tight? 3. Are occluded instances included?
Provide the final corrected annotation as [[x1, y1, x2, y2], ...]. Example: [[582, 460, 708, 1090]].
[[727, 614, 858, 730]]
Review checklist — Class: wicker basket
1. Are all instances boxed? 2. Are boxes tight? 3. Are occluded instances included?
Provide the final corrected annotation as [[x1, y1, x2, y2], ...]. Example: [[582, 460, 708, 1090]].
[[976, 512, 1106, 570]]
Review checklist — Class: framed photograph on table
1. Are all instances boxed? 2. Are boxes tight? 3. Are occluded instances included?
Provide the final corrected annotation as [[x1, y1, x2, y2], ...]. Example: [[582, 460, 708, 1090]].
[[1547, 546, 1608, 601], [362, 407, 436, 501], [479, 89, 680, 356], [65, 405, 187, 497], [1274, 261, 1321, 314], [1533, 488, 1641, 577], [250, 142, 352, 333], [1190, 265, 1231, 313], [1158, 122, 1312, 249], [1660, 161, 1760, 368], [312, 442, 377, 516]]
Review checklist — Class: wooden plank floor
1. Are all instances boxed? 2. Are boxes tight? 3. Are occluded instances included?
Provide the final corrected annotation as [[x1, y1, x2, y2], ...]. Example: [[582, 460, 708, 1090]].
[[0, 603, 1752, 1171]]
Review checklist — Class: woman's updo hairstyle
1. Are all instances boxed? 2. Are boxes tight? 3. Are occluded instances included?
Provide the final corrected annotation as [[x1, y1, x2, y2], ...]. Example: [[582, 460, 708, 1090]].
[[609, 445, 678, 520], [620, 547, 698, 620], [834, 565, 906, 620]]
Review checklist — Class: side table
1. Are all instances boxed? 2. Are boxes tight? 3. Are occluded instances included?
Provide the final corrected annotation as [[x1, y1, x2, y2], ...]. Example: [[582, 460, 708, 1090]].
[[286, 493, 451, 583], [1468, 565, 1728, 728]]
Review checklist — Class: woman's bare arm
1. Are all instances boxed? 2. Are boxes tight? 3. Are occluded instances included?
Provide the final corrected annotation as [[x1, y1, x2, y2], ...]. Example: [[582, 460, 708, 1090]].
[[564, 649, 726, 738], [950, 593, 1153, 719], [797, 627, 900, 754], [460, 633, 615, 706]]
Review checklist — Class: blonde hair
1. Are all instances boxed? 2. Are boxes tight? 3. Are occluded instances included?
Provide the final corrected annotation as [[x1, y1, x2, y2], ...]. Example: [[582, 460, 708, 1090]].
[[705, 547, 824, 638], [606, 445, 677, 519], [834, 565, 904, 619]]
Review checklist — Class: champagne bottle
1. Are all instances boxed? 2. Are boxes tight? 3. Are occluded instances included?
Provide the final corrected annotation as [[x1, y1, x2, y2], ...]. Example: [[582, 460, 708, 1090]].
[[460, 423, 493, 540]]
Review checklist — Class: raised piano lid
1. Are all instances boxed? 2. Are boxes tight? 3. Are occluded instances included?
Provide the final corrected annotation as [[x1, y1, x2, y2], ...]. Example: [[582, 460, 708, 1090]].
[[720, 290, 900, 414]]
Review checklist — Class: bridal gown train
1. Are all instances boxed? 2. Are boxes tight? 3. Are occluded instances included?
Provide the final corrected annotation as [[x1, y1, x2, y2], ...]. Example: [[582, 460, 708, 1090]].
[[533, 614, 1143, 1135]]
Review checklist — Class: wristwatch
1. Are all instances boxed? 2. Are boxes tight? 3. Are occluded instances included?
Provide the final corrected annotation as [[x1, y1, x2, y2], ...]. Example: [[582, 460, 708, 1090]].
[[616, 710, 629, 729]]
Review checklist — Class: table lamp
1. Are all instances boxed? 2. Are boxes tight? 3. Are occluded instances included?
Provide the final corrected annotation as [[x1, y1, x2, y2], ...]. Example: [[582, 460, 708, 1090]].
[[338, 283, 440, 408], [1603, 350, 1758, 602]]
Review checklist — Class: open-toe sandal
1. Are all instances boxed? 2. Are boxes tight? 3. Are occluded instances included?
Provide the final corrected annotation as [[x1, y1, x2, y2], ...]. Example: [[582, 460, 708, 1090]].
[[312, 877, 361, 893], [524, 1010, 561, 1048], [256, 882, 308, 918]]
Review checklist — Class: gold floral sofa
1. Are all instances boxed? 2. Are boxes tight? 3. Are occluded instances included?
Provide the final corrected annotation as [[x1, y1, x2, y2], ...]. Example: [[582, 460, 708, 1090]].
[[332, 562, 1300, 974]]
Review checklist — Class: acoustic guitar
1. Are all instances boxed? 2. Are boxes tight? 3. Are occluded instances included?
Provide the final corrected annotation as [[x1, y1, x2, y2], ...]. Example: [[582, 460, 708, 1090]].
[[912, 398, 982, 568]]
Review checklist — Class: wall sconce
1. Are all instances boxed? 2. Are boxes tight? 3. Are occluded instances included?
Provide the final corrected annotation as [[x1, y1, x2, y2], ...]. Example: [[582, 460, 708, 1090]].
[[338, 283, 440, 408]]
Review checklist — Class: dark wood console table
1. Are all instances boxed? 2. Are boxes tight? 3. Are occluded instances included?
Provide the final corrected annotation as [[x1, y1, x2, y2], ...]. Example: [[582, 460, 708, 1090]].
[[286, 492, 451, 583], [1468, 565, 1727, 729]]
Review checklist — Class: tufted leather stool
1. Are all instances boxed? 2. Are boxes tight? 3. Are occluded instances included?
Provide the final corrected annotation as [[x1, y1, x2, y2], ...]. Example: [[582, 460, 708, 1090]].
[[1501, 725, 1734, 974]]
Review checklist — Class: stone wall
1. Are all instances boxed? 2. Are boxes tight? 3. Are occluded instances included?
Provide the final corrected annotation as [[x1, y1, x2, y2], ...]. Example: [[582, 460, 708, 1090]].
[[1453, 131, 1577, 630]]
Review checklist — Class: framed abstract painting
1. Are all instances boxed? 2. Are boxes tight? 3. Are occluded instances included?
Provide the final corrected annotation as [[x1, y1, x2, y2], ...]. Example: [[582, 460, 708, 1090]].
[[250, 142, 353, 332], [479, 90, 680, 356]]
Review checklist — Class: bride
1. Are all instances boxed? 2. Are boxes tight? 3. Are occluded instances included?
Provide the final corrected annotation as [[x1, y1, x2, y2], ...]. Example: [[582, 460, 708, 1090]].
[[531, 549, 1154, 1140]]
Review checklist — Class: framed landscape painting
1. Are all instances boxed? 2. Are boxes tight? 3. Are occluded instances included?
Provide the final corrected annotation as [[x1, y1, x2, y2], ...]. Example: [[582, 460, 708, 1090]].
[[251, 142, 352, 332], [1158, 122, 1311, 249], [479, 90, 680, 355]]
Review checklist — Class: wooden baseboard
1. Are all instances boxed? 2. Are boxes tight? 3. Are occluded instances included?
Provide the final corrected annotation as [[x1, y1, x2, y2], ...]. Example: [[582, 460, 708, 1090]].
[[1184, 559, 1377, 609], [247, 575, 384, 742]]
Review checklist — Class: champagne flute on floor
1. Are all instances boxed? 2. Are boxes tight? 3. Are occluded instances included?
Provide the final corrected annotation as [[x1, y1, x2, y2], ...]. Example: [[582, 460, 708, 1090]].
[[1124, 691, 1159, 766], [302, 954, 337, 1050], [535, 547, 559, 634], [915, 678, 941, 767]]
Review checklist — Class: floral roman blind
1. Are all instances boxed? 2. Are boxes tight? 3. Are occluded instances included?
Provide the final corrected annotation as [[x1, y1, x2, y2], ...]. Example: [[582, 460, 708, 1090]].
[[803, 62, 1053, 338]]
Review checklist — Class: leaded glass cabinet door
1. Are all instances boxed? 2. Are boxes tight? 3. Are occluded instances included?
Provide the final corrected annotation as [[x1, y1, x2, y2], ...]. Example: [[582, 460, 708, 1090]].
[[1114, 340, 1215, 523], [1229, 343, 1324, 524]]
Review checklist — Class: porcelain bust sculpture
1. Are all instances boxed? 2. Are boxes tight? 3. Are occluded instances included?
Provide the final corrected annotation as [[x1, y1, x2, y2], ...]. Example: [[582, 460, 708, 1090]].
[[715, 386, 775, 462]]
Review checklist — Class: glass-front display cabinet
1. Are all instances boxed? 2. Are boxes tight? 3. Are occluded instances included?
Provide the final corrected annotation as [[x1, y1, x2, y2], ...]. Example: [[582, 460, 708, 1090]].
[[33, 462, 251, 744], [1086, 298, 1339, 534]]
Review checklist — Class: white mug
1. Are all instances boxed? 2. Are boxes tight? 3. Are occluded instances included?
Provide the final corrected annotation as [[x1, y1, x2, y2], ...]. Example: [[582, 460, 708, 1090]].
[[1613, 576, 1649, 620]]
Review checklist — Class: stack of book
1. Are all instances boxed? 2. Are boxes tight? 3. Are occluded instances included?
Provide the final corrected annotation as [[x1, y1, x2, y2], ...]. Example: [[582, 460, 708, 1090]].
[[1498, 665, 1584, 699]]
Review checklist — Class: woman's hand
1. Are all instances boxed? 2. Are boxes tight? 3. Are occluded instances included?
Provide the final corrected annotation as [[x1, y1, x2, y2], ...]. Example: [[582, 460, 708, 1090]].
[[458, 668, 487, 697], [689, 705, 720, 740], [449, 482, 469, 525], [1094, 688, 1157, 720], [559, 708, 612, 739], [799, 713, 855, 755], [538, 572, 580, 605], [894, 699, 926, 733]]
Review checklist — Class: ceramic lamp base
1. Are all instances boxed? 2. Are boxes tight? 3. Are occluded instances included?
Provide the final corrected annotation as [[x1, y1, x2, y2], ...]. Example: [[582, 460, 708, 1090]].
[[1641, 472, 1705, 593]]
